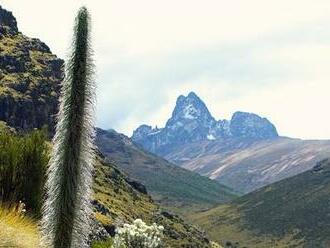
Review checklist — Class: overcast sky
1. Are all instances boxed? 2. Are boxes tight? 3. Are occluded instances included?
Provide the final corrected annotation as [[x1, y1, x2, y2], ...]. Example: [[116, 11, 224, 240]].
[[2, 0, 330, 139]]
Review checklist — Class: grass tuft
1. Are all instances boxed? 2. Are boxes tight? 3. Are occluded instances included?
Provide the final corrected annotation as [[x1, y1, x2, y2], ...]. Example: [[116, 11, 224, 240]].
[[0, 205, 42, 248]]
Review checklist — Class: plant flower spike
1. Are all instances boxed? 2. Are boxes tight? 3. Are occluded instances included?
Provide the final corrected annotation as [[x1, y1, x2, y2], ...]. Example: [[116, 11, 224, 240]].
[[41, 7, 96, 248]]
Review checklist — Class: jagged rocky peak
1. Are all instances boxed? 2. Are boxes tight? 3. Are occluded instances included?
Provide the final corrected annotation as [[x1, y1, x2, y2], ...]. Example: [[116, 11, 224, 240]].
[[132, 124, 153, 139], [135, 92, 217, 142], [230, 111, 278, 138], [132, 92, 279, 154], [0, 5, 18, 36], [166, 91, 215, 127]]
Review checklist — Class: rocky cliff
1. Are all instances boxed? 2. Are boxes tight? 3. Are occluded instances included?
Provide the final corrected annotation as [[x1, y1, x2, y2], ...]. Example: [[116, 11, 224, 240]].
[[0, 5, 64, 133]]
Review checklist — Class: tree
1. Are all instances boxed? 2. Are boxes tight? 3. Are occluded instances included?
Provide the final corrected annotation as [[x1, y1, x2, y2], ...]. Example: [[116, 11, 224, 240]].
[[41, 7, 96, 248]]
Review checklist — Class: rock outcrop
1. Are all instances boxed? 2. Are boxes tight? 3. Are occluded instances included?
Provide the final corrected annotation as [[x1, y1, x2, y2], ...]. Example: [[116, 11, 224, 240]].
[[0, 5, 64, 133]]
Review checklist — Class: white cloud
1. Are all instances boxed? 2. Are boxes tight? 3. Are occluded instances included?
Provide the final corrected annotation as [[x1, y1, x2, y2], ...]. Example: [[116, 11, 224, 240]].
[[2, 0, 330, 139]]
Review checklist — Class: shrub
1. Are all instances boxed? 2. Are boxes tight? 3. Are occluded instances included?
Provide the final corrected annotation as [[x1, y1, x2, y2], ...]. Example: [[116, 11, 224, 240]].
[[113, 219, 164, 248], [0, 129, 48, 216]]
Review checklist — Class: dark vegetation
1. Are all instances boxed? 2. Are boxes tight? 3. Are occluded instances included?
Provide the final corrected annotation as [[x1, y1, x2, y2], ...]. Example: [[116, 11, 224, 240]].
[[0, 128, 48, 216]]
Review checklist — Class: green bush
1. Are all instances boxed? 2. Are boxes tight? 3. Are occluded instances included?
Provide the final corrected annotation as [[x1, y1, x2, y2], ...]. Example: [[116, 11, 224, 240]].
[[0, 129, 49, 216]]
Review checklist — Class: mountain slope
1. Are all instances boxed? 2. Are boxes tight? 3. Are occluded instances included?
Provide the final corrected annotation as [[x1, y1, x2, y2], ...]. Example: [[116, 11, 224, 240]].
[[0, 5, 63, 133], [166, 137, 330, 193], [191, 159, 330, 248], [132, 92, 330, 193], [93, 154, 211, 248], [96, 128, 237, 212]]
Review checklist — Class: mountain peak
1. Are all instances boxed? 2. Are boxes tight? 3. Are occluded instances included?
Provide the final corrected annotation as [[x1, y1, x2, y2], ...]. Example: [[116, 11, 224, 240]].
[[187, 91, 199, 99], [169, 92, 214, 123], [132, 93, 279, 154], [230, 111, 278, 138], [0, 6, 18, 36]]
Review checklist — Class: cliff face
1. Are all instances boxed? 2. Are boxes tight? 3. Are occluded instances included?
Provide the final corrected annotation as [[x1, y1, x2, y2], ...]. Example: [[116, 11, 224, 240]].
[[0, 5, 64, 133]]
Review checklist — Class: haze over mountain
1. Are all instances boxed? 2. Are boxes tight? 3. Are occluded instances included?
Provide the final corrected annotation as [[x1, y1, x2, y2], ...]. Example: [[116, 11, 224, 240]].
[[132, 92, 330, 193]]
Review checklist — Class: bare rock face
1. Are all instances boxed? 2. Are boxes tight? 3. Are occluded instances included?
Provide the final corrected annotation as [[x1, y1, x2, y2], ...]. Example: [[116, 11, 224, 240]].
[[0, 6, 18, 36], [230, 111, 277, 139], [0, 5, 64, 133]]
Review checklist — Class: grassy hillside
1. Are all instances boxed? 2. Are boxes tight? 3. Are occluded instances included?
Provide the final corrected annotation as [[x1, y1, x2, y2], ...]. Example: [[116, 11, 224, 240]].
[[93, 154, 212, 247], [191, 159, 330, 247], [96, 128, 237, 213]]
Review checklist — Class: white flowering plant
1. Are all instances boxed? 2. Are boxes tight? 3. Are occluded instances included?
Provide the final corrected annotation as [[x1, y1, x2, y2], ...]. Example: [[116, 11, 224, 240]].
[[113, 219, 164, 248]]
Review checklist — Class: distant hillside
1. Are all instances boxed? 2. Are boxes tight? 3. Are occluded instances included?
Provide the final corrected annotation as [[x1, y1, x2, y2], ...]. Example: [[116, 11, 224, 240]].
[[96, 128, 237, 212], [191, 159, 330, 247], [0, 5, 63, 133], [165, 137, 330, 193], [132, 92, 330, 193]]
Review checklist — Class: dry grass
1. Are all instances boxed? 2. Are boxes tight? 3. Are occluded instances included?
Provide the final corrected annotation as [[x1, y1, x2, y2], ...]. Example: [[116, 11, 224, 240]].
[[0, 206, 42, 248]]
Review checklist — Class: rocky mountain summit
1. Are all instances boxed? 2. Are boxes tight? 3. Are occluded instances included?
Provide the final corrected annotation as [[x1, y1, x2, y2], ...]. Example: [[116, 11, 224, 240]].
[[132, 91, 278, 154], [0, 5, 64, 133]]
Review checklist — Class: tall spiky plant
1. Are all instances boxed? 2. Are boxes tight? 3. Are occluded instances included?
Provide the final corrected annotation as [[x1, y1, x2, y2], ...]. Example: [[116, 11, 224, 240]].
[[41, 7, 95, 248]]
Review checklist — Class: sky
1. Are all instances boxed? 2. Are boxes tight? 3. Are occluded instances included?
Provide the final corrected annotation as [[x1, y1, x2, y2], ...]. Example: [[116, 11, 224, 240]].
[[2, 0, 330, 139]]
